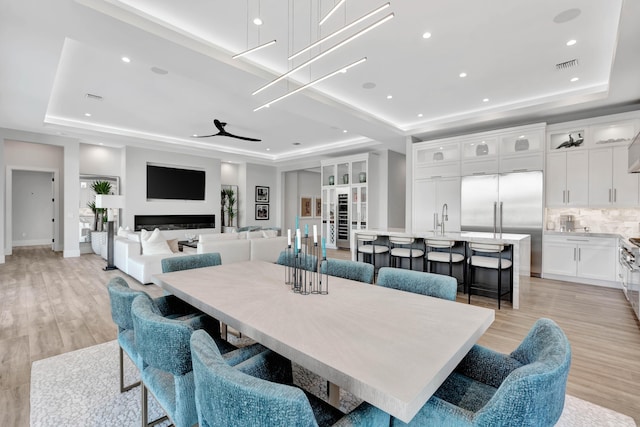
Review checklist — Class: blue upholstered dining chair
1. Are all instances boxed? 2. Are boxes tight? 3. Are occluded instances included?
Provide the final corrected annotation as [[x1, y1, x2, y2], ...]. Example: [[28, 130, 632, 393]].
[[377, 267, 457, 301], [131, 293, 266, 427], [161, 252, 222, 273], [320, 258, 375, 284], [107, 276, 203, 393], [392, 318, 572, 427], [276, 250, 318, 272], [190, 329, 391, 427]]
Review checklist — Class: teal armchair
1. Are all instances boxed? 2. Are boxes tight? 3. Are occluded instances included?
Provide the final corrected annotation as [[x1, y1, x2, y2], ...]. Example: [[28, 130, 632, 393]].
[[190, 329, 391, 427], [377, 267, 457, 301], [392, 318, 571, 427]]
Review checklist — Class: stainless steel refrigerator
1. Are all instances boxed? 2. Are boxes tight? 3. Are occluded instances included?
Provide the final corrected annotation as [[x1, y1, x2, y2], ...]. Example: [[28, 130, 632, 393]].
[[461, 171, 543, 276]]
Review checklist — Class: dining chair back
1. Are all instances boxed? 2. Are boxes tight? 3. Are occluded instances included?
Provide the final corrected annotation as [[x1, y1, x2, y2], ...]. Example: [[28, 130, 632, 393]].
[[377, 267, 457, 301], [320, 258, 374, 284], [276, 250, 318, 272], [161, 253, 222, 273], [190, 329, 391, 427]]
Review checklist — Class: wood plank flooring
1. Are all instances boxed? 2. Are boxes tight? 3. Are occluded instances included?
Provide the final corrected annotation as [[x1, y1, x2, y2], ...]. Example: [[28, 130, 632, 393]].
[[1, 246, 639, 426]]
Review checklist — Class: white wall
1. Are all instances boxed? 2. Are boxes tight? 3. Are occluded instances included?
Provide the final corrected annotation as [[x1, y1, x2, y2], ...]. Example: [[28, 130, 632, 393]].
[[123, 146, 221, 231], [221, 162, 239, 185], [12, 170, 54, 246], [283, 170, 321, 233], [387, 150, 406, 228], [80, 144, 122, 176]]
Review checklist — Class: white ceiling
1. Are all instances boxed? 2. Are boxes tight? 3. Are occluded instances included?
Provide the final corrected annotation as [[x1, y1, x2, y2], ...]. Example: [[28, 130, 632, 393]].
[[1, 0, 639, 167]]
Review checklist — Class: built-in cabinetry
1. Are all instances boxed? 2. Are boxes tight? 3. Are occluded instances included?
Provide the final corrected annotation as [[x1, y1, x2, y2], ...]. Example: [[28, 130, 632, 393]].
[[546, 117, 640, 208], [542, 234, 618, 286], [412, 123, 544, 233], [321, 154, 377, 249]]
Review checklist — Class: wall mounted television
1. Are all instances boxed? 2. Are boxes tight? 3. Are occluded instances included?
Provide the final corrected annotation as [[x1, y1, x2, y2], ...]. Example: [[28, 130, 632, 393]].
[[147, 164, 206, 200]]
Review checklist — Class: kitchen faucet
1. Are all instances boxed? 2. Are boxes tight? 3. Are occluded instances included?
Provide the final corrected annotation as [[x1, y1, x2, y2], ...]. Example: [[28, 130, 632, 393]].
[[441, 203, 448, 235]]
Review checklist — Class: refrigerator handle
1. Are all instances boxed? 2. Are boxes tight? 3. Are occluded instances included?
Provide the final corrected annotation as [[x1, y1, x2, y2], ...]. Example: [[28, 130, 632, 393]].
[[493, 201, 497, 234], [499, 201, 503, 236]]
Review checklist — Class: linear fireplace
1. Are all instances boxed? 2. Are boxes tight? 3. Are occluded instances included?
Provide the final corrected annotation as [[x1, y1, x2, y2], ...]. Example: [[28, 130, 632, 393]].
[[134, 214, 215, 231]]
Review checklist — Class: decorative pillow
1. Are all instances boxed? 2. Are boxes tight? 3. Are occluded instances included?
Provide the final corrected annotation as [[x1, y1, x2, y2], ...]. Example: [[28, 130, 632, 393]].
[[127, 232, 141, 242], [166, 238, 180, 253], [140, 228, 172, 255], [247, 230, 264, 239], [262, 229, 278, 238], [199, 233, 238, 243], [117, 226, 131, 237]]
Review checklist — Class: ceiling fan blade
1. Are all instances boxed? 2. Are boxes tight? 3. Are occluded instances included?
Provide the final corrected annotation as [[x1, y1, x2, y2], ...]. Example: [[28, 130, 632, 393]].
[[226, 134, 262, 142], [191, 134, 218, 138]]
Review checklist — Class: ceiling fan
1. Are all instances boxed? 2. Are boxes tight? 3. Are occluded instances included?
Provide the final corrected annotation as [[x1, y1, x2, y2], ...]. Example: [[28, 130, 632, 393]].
[[192, 119, 261, 142]]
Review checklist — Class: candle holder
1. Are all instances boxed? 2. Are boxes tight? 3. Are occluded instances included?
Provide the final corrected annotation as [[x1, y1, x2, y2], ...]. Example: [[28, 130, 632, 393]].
[[285, 228, 328, 295]]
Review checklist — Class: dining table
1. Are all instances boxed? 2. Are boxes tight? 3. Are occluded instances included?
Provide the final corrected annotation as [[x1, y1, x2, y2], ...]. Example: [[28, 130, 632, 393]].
[[152, 260, 495, 423]]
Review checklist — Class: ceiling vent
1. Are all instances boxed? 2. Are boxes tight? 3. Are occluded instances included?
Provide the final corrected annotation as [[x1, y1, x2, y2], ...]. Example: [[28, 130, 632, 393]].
[[555, 59, 579, 70], [85, 93, 103, 101]]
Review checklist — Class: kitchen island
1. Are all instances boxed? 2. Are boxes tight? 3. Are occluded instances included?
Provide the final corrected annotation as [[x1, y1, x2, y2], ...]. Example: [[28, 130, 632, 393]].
[[350, 229, 531, 309]]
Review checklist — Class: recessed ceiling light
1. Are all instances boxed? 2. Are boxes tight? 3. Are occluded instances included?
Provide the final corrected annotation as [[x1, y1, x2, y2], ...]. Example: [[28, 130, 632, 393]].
[[570, 77, 579, 82], [386, 95, 393, 99], [422, 32, 432, 39], [266, 148, 271, 151], [99, 143, 104, 146], [459, 72, 467, 78], [121, 56, 131, 63], [566, 39, 577, 46], [192, 134, 198, 137], [482, 98, 489, 102], [519, 135, 526, 139], [343, 129, 348, 133], [417, 113, 423, 117], [253, 17, 263, 26], [84, 113, 92, 117]]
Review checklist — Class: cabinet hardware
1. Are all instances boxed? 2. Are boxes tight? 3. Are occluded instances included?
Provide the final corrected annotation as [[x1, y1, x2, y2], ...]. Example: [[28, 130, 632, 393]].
[[578, 248, 581, 261], [609, 189, 612, 203], [567, 190, 570, 203], [614, 188, 617, 202], [573, 247, 576, 261]]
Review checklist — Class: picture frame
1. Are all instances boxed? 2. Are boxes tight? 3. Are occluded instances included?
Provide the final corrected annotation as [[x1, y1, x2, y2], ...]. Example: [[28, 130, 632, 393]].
[[300, 196, 312, 218], [255, 204, 269, 220], [314, 197, 322, 218], [255, 186, 269, 203]]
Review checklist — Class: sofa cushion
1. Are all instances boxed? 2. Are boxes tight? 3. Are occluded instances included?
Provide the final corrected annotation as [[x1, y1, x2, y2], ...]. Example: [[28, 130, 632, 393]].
[[200, 233, 238, 243], [140, 228, 172, 255], [262, 229, 278, 238]]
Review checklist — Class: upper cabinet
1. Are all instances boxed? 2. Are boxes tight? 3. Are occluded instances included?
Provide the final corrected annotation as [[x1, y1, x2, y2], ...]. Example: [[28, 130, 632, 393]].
[[414, 142, 460, 178]]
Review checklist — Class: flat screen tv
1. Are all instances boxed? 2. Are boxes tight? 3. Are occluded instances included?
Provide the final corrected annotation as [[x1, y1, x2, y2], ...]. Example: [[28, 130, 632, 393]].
[[147, 164, 206, 200]]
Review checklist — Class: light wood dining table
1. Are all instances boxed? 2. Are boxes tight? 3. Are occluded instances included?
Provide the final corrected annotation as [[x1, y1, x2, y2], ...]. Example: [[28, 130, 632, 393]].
[[152, 260, 494, 423]]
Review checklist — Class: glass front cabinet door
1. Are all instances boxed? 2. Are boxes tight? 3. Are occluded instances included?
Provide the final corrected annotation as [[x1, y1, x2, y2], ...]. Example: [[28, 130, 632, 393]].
[[351, 185, 367, 230]]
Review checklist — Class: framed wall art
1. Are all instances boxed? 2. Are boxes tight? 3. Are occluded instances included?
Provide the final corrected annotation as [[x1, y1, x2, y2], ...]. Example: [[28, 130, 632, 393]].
[[255, 186, 269, 203], [300, 196, 312, 218], [255, 204, 269, 220]]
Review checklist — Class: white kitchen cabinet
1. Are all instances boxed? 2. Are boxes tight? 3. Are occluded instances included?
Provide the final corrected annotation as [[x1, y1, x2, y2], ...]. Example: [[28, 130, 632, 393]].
[[545, 151, 588, 207], [542, 235, 617, 285], [588, 146, 638, 207], [413, 176, 460, 232], [350, 185, 367, 230]]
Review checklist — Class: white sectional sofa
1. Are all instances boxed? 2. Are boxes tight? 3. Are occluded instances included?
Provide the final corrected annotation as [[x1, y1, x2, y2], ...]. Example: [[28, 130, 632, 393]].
[[114, 228, 288, 284]]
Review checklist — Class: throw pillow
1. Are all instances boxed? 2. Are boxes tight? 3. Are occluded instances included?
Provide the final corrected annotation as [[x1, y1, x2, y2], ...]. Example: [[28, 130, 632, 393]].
[[167, 238, 179, 253], [140, 228, 172, 255], [117, 226, 131, 237], [262, 229, 278, 238]]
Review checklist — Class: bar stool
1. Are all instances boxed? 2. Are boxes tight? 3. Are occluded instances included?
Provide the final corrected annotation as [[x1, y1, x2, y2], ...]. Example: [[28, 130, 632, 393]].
[[425, 239, 466, 289], [466, 242, 513, 309], [356, 233, 389, 278], [389, 236, 425, 271]]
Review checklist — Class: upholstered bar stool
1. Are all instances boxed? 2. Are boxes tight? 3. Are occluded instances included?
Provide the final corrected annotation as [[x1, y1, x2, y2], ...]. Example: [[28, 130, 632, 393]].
[[425, 239, 466, 290], [389, 236, 425, 271], [466, 242, 513, 309], [356, 233, 389, 279]]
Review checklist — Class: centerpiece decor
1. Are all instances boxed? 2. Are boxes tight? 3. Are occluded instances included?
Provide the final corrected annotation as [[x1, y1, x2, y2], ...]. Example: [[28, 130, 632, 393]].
[[284, 218, 328, 295]]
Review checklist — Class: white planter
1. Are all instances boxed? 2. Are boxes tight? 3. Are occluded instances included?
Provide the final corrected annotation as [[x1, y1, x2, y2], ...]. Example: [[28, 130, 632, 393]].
[[91, 231, 107, 255], [222, 226, 237, 233]]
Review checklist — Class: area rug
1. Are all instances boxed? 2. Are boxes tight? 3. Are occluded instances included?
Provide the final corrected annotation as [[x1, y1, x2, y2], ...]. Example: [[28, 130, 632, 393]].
[[31, 340, 636, 427]]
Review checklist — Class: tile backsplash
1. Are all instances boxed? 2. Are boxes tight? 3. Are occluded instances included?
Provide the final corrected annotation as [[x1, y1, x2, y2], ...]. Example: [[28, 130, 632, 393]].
[[546, 208, 640, 239]]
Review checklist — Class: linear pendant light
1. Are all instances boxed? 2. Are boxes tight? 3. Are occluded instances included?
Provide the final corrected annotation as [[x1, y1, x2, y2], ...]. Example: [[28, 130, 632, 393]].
[[318, 0, 346, 26], [254, 57, 367, 111], [232, 40, 277, 59], [292, 2, 390, 61], [252, 12, 394, 96]]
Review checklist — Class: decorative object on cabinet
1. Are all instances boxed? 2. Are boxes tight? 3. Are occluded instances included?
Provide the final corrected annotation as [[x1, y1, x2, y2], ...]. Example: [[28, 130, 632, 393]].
[[556, 133, 584, 149], [255, 186, 269, 202], [300, 197, 312, 218], [476, 144, 488, 156], [514, 139, 529, 151], [359, 172, 367, 183], [256, 204, 269, 220], [342, 174, 349, 184], [314, 197, 322, 218], [328, 175, 335, 185], [433, 151, 444, 161]]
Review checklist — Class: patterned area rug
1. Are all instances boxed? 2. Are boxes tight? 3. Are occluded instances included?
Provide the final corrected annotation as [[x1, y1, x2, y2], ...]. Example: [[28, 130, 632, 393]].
[[31, 340, 636, 426]]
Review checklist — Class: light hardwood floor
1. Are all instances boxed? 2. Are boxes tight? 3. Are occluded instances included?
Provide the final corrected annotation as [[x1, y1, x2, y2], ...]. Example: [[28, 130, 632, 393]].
[[1, 246, 639, 426]]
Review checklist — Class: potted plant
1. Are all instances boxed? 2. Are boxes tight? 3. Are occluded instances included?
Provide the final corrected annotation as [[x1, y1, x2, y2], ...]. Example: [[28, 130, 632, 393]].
[[221, 186, 237, 232], [89, 180, 112, 255]]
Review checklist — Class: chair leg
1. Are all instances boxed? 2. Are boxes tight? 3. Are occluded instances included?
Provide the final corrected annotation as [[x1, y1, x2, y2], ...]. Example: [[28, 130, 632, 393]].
[[141, 384, 169, 427], [468, 262, 473, 304], [498, 267, 502, 310], [119, 346, 141, 393]]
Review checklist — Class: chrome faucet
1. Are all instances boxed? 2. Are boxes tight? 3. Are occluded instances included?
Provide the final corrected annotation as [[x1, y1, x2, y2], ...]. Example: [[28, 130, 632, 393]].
[[441, 203, 448, 235]]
